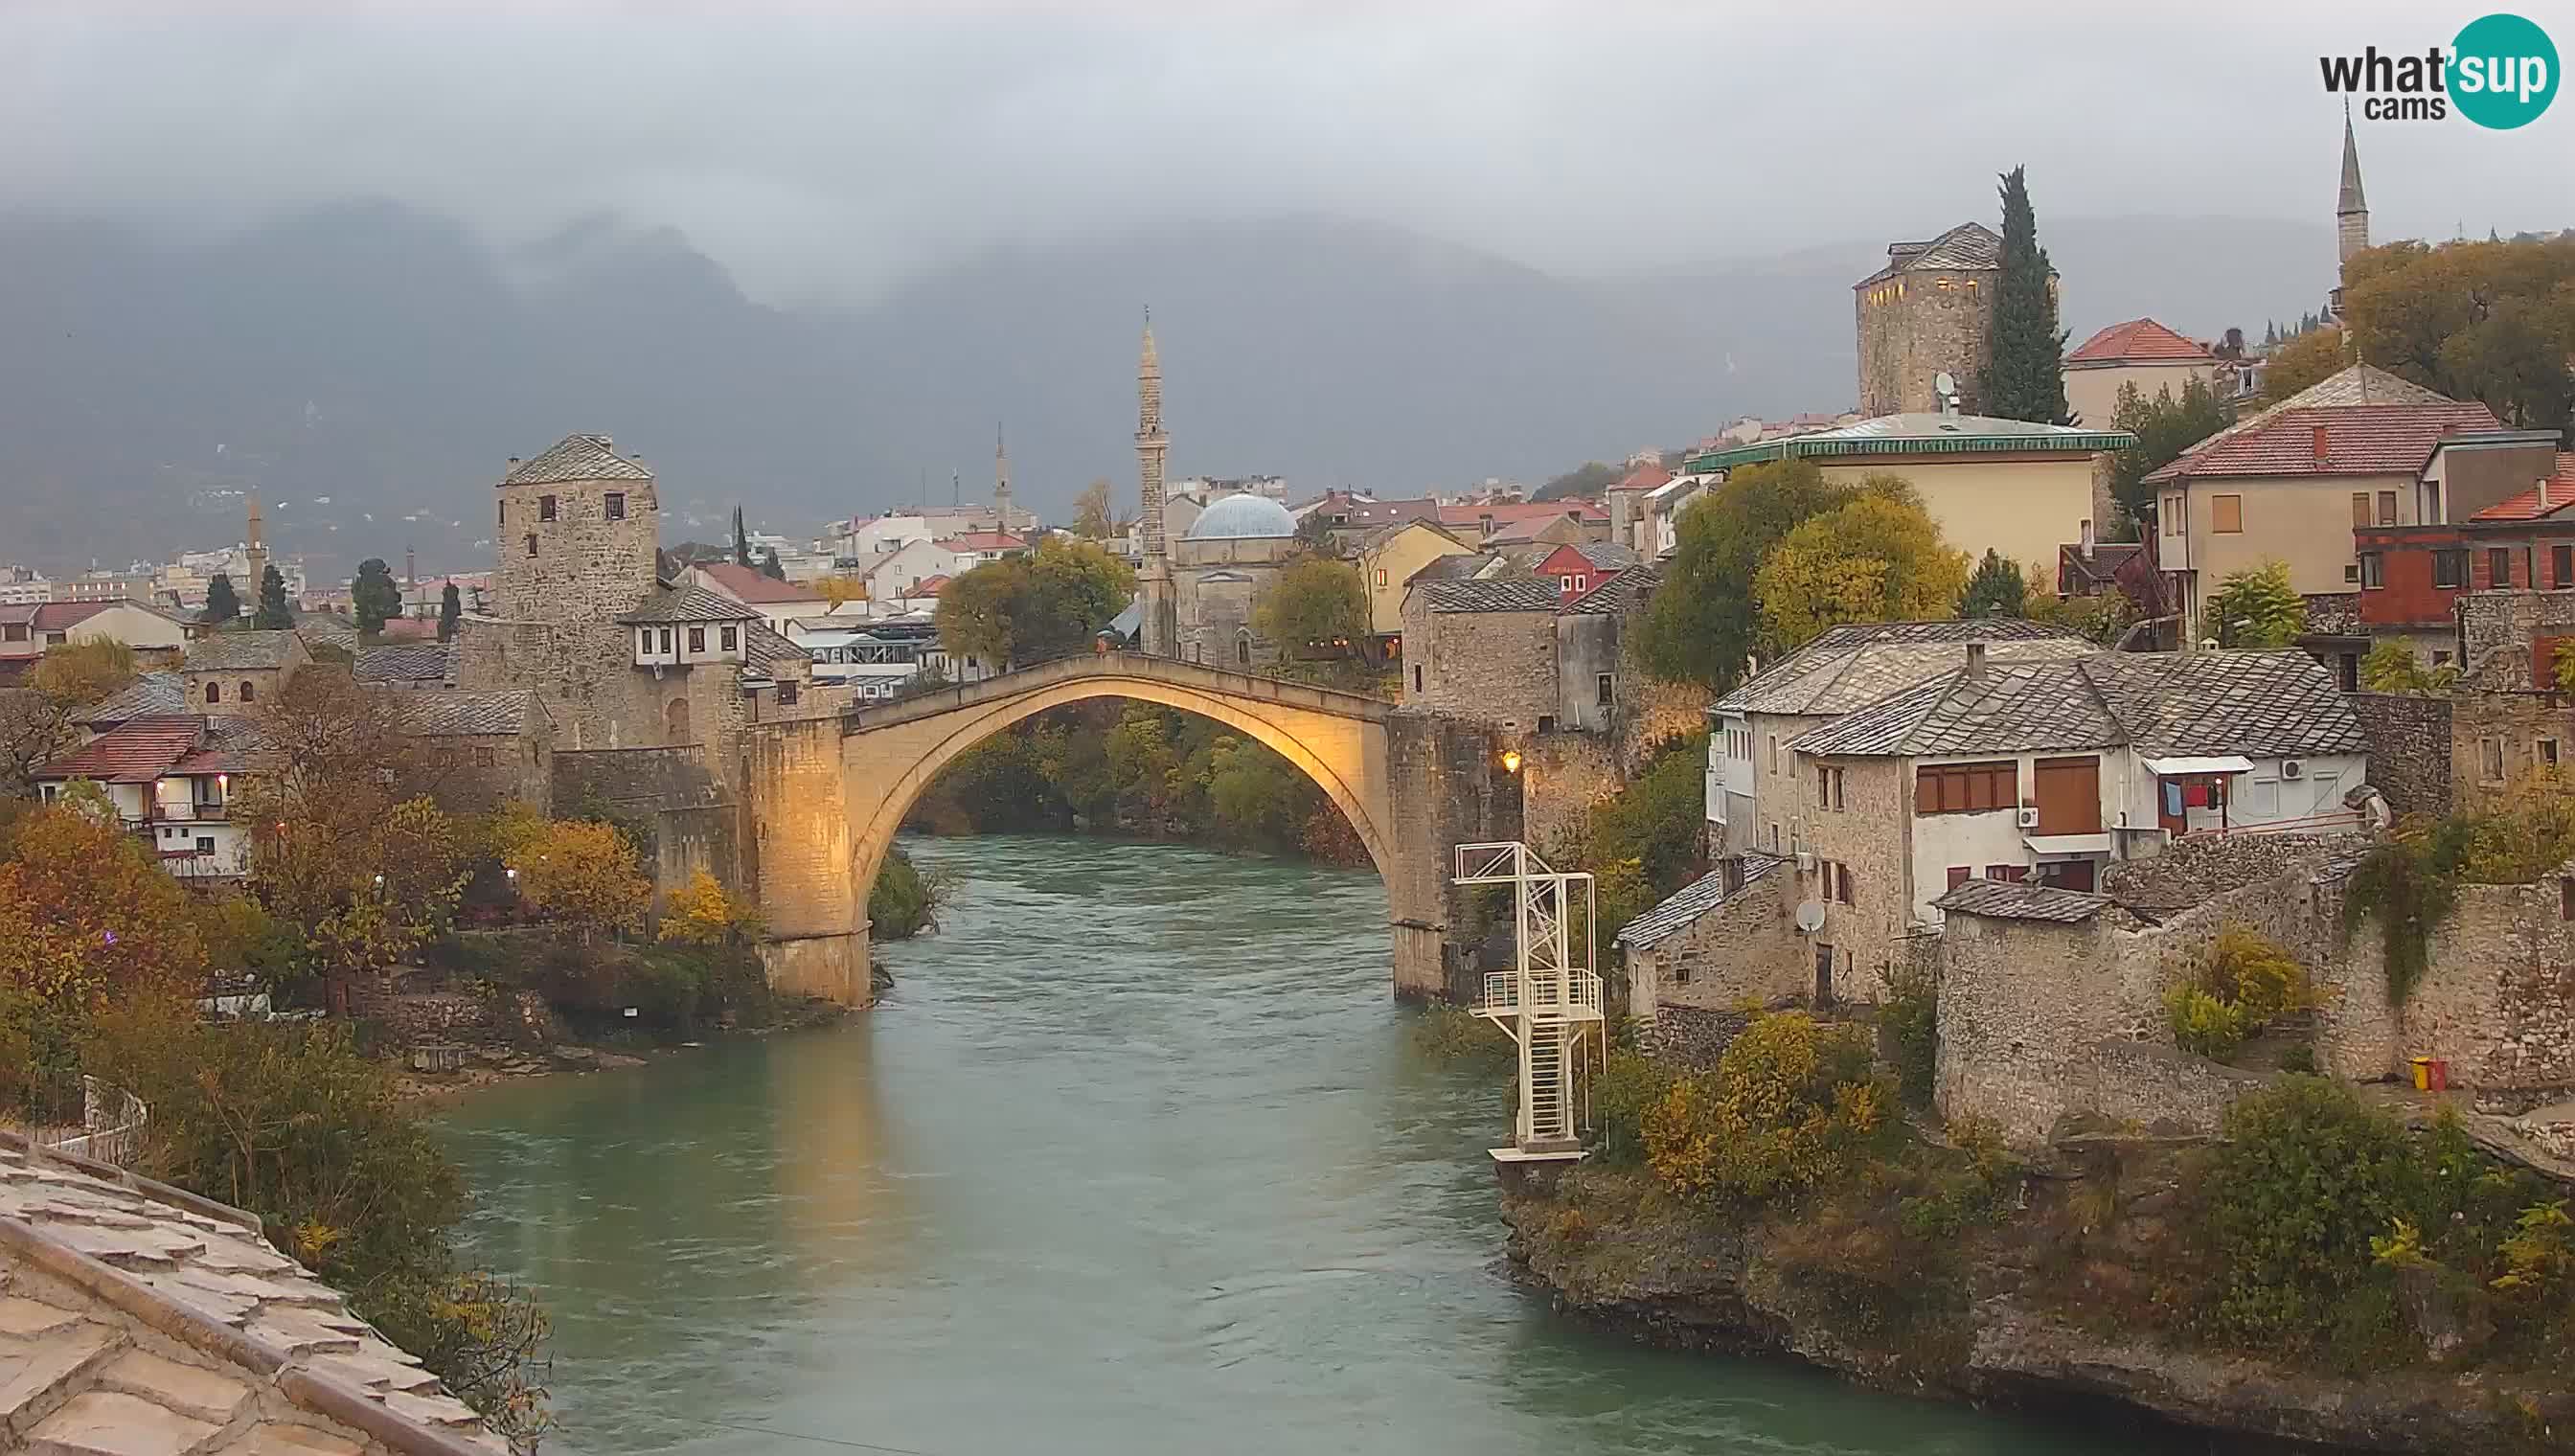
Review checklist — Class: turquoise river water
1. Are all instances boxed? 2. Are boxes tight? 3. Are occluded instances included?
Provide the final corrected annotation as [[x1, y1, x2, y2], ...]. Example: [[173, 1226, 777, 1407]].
[[441, 834, 2191, 1455]]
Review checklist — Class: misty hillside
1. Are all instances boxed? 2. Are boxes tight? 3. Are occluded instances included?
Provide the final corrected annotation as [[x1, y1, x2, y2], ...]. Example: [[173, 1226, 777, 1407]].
[[0, 204, 2332, 577]]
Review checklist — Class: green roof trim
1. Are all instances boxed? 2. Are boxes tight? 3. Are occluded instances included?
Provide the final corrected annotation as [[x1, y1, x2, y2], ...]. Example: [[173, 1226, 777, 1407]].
[[1686, 418, 2136, 474]]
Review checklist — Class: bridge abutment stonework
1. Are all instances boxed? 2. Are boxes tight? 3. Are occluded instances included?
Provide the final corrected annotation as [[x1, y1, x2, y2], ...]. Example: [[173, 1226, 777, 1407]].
[[737, 654, 1510, 1007]]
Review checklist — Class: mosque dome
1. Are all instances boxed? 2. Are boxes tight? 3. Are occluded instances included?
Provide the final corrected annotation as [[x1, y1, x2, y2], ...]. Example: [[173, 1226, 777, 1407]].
[[1183, 493, 1297, 541]]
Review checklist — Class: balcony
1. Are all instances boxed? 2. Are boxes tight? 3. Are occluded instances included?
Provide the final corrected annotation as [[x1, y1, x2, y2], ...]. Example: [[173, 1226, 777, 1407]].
[[1478, 968, 1605, 1022]]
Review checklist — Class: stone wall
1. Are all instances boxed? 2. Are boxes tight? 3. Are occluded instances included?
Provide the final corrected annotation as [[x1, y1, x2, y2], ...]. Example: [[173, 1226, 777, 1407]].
[[2461, 589, 2575, 688], [553, 743, 722, 814], [1635, 871, 1805, 1014], [2448, 690, 2575, 815], [1383, 712, 1517, 1002], [1856, 263, 1998, 418], [2349, 693, 2452, 816], [420, 726, 553, 817], [1794, 755, 1916, 1003], [2319, 878, 2575, 1092], [2084, 1038, 2274, 1137], [1638, 1003, 1754, 1071], [1520, 729, 1622, 854], [1399, 596, 1558, 728]]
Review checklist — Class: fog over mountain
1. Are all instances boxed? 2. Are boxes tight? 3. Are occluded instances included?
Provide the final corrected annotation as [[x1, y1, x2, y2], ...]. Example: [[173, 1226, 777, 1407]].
[[0, 202, 2334, 578]]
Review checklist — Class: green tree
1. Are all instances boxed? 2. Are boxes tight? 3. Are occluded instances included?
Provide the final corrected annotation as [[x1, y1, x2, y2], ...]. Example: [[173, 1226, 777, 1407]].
[[1957, 549, 2027, 619], [29, 638, 137, 706], [1252, 556, 1367, 659], [437, 581, 461, 642], [1983, 165, 2070, 424], [1753, 479, 1972, 652], [252, 564, 292, 628], [1635, 458, 1855, 691], [2206, 559, 2306, 648], [933, 536, 1134, 670], [1533, 461, 1622, 502], [1292, 510, 1337, 555], [2360, 641, 2454, 694], [1071, 479, 1116, 538], [352, 557, 401, 635], [2108, 375, 2234, 529], [2261, 326, 2346, 405], [760, 546, 786, 580], [201, 572, 241, 626], [2343, 236, 2575, 430]]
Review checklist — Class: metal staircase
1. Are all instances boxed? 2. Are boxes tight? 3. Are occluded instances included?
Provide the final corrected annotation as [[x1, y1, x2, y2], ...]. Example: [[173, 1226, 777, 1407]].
[[1454, 842, 1606, 1160]]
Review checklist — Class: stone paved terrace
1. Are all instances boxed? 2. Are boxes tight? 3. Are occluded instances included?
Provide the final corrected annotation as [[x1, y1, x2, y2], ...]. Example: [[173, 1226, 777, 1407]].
[[0, 1134, 502, 1456]]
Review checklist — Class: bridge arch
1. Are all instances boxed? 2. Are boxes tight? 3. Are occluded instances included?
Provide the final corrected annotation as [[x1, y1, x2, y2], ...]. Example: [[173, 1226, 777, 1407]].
[[741, 653, 1511, 1009]]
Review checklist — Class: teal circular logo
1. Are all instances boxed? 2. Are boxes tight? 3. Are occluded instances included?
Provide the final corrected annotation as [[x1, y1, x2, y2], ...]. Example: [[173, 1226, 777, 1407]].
[[2453, 12, 2558, 128]]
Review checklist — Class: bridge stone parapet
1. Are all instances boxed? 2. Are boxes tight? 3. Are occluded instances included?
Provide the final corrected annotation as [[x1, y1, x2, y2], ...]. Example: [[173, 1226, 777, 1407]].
[[737, 653, 1511, 1007]]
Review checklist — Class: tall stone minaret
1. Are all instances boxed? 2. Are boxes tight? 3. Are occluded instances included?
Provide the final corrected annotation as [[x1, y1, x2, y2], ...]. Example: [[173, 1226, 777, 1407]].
[[2331, 104, 2370, 322], [993, 422, 1014, 533], [1135, 309, 1177, 655], [243, 490, 268, 597]]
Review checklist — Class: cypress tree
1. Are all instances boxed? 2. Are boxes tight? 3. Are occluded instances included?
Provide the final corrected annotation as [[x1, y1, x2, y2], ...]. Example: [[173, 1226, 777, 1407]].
[[1982, 165, 2070, 424], [733, 507, 752, 568], [760, 547, 786, 581], [438, 581, 462, 641], [352, 557, 401, 634], [1957, 549, 2028, 619], [201, 572, 240, 625], [253, 564, 292, 629]]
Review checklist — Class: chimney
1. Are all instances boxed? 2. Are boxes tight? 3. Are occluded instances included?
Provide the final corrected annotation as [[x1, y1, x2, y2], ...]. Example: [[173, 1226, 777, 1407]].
[[2312, 423, 2330, 464], [2542, 475, 2553, 511], [1965, 642, 1988, 681], [2080, 517, 2096, 559]]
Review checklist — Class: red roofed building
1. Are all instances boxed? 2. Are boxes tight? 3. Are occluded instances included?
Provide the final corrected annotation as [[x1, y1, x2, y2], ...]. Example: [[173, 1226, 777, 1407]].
[[32, 714, 253, 879], [687, 560, 829, 634], [2140, 364, 2500, 645], [933, 531, 1030, 567], [2355, 436, 2575, 662], [2062, 317, 2220, 430]]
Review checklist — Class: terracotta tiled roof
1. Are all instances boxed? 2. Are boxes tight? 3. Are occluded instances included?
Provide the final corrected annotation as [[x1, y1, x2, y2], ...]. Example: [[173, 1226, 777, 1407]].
[[2141, 400, 2499, 484], [33, 714, 206, 783], [2144, 364, 2472, 484], [936, 532, 1026, 553], [912, 575, 950, 595], [2469, 454, 2575, 522], [1608, 461, 1672, 493], [1483, 513, 1586, 546], [2065, 318, 2216, 366], [695, 561, 825, 604], [500, 433, 652, 486], [1436, 501, 1607, 530]]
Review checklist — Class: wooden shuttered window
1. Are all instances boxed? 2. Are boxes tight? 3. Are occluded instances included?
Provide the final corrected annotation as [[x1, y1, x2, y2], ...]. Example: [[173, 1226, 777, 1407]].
[[1914, 760, 2018, 814], [2210, 494, 2243, 534]]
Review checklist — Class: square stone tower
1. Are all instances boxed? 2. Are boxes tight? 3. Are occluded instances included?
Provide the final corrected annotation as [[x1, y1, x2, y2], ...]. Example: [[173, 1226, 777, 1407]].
[[459, 434, 664, 748], [1853, 221, 2003, 418]]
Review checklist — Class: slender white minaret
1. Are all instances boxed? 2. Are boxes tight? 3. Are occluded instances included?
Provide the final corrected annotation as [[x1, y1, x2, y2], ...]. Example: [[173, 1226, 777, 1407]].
[[2331, 103, 2370, 321], [1135, 309, 1177, 655], [993, 422, 1014, 532]]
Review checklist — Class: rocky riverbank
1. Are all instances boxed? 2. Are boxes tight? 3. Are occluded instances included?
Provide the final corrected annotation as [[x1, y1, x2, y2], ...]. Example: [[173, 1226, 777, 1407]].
[[1497, 1145, 2575, 1455]]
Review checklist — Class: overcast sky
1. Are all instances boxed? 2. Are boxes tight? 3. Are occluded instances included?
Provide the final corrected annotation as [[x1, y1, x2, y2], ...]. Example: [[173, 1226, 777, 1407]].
[[7, 1, 2570, 304]]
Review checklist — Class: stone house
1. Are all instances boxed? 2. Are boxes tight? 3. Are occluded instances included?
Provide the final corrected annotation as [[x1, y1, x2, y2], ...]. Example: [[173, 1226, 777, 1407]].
[[1400, 577, 1561, 726], [0, 600, 192, 678], [1853, 222, 2005, 418], [178, 629, 311, 714], [397, 688, 556, 815], [1707, 618, 2092, 858], [2141, 364, 2497, 646], [2061, 316, 2219, 431], [1683, 412, 2133, 585], [1614, 852, 1796, 1019], [2349, 687, 2575, 819]]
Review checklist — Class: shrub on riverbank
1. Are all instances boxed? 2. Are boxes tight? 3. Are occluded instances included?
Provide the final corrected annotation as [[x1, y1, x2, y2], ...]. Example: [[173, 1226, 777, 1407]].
[[1407, 1003, 1511, 1068], [82, 998, 555, 1445]]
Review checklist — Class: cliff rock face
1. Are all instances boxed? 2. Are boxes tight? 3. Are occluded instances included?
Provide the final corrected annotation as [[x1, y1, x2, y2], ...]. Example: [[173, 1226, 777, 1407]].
[[1497, 1151, 2570, 1454]]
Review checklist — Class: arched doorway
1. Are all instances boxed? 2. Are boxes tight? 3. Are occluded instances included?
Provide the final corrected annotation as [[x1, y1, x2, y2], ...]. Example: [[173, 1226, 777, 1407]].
[[666, 695, 693, 745]]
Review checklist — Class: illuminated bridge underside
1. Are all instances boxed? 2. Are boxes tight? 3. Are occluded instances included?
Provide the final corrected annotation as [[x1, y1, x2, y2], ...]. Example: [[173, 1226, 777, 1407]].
[[738, 652, 1508, 1008]]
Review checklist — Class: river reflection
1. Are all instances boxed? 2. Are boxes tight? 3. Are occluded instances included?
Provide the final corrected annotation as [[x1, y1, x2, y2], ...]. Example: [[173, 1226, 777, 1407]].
[[443, 834, 2189, 1455]]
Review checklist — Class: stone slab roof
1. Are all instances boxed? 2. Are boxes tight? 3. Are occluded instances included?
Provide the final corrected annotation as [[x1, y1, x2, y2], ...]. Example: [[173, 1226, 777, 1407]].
[[741, 621, 806, 674], [1405, 553, 1510, 587], [1421, 578, 1562, 614], [1714, 619, 2089, 717], [0, 1135, 502, 1453], [1563, 562, 1663, 616], [353, 644, 455, 687], [395, 690, 542, 739], [1616, 853, 1784, 949], [181, 632, 302, 673], [1931, 877, 2111, 922], [618, 585, 761, 626], [499, 434, 651, 487], [71, 672, 188, 727], [1855, 221, 2001, 288], [1789, 648, 2367, 761]]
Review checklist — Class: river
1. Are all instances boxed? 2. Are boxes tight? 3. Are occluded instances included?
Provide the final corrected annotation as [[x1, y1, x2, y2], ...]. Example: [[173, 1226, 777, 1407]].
[[442, 834, 2176, 1456]]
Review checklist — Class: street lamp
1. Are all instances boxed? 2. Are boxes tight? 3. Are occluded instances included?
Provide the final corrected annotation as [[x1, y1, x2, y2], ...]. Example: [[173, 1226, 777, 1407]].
[[1501, 748, 1523, 775]]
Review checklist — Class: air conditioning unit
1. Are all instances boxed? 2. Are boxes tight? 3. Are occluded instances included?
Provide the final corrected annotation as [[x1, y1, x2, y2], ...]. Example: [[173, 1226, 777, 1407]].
[[1794, 851, 1815, 874], [2017, 807, 2041, 829], [2282, 759, 2305, 780]]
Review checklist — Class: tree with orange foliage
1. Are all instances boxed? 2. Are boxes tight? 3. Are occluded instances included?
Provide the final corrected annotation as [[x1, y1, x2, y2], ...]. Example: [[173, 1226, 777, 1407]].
[[504, 819, 650, 941]]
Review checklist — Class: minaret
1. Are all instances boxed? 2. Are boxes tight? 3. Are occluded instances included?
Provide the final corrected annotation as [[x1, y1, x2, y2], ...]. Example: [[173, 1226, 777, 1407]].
[[993, 422, 1014, 533], [2331, 104, 2369, 319], [1135, 309, 1177, 656], [243, 490, 268, 597]]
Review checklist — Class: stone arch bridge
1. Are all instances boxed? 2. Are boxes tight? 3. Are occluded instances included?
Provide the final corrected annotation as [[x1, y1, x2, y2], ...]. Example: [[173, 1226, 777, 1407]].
[[736, 652, 1515, 1007]]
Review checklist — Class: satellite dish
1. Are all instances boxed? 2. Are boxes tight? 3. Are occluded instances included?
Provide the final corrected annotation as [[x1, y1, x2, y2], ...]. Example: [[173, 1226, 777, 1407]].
[[1933, 370, 1957, 398], [1794, 900, 1827, 935]]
